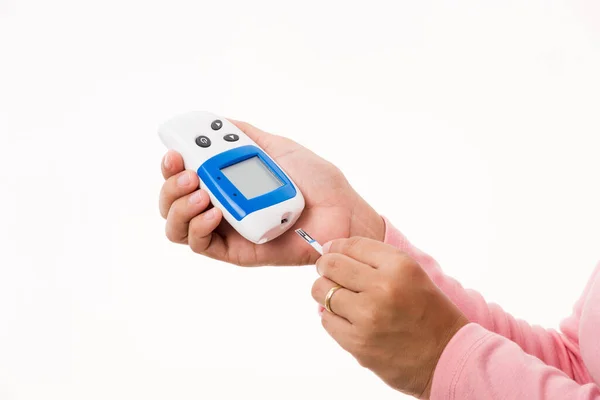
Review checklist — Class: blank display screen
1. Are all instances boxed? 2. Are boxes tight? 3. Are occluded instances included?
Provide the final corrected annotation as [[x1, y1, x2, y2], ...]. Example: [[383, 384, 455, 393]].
[[221, 156, 284, 199]]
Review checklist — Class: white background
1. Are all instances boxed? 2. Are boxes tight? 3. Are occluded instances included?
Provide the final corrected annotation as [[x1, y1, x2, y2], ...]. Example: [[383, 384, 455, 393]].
[[1, 1, 600, 399]]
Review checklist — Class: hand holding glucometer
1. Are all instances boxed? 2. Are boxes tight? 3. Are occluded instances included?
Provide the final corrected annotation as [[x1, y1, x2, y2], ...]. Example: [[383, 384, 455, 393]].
[[158, 112, 384, 266], [159, 111, 305, 244]]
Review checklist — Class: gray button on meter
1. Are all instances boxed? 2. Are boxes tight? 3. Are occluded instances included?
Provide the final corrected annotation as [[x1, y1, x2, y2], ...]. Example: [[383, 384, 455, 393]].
[[223, 133, 239, 142], [195, 135, 211, 148], [211, 120, 223, 130]]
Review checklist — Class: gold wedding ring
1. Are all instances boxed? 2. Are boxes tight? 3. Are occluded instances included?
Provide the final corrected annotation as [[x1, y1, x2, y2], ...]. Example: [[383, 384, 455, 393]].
[[324, 284, 343, 315]]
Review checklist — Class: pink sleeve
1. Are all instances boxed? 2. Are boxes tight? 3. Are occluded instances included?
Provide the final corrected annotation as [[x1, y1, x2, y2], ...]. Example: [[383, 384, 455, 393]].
[[431, 323, 600, 399], [383, 217, 596, 384]]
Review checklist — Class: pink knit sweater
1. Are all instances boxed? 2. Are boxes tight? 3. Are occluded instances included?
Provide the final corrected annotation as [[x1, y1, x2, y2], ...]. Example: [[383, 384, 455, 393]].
[[383, 219, 600, 399]]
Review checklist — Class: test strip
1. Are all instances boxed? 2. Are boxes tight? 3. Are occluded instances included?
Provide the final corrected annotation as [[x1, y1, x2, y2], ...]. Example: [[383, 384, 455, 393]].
[[295, 228, 323, 255]]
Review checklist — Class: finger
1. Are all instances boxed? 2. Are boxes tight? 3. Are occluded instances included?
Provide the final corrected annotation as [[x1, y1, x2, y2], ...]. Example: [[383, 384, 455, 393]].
[[320, 310, 354, 352], [324, 236, 407, 270], [228, 119, 272, 148], [311, 277, 360, 323], [161, 151, 185, 180], [159, 170, 199, 219], [187, 207, 226, 255], [165, 189, 211, 244], [316, 253, 376, 293]]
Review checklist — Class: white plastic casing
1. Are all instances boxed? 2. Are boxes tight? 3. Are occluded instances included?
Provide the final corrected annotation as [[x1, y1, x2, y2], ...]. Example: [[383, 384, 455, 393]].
[[158, 111, 305, 244]]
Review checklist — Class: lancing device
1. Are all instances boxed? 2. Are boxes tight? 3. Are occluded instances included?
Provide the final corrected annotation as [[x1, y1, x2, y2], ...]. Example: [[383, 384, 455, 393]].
[[159, 111, 305, 244]]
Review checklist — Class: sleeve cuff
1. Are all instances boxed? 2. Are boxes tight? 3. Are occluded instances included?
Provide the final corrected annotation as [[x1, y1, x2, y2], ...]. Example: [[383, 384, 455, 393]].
[[381, 215, 410, 251], [430, 323, 494, 400]]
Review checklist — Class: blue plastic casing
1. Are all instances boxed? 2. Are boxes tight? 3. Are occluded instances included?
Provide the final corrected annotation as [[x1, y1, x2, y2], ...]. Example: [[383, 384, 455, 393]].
[[197, 145, 297, 221]]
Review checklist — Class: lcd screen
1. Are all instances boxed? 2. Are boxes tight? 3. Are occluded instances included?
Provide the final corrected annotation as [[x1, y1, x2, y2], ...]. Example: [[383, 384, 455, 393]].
[[220, 156, 284, 199]]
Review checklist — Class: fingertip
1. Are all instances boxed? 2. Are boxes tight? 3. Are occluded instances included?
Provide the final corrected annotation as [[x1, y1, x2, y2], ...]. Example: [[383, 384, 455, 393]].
[[203, 208, 217, 220], [162, 151, 185, 179], [324, 237, 362, 255], [188, 190, 205, 205], [228, 118, 247, 129], [166, 150, 184, 169], [163, 152, 173, 170], [203, 207, 222, 222], [228, 119, 252, 135], [177, 170, 193, 187], [227, 119, 268, 143], [198, 189, 211, 201]]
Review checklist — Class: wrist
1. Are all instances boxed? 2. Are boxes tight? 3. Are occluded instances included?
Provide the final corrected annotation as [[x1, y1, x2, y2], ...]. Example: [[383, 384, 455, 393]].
[[419, 314, 470, 399], [348, 197, 385, 242]]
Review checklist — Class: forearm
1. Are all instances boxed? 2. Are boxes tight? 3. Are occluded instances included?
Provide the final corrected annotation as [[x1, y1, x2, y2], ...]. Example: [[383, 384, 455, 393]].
[[431, 323, 600, 399], [383, 217, 592, 383]]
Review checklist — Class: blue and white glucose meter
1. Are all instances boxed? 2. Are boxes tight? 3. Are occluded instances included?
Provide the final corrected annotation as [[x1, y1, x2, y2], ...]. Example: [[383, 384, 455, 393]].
[[158, 111, 305, 244]]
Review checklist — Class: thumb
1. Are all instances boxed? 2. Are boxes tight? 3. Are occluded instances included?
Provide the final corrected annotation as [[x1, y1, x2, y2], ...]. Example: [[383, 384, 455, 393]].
[[227, 119, 273, 148]]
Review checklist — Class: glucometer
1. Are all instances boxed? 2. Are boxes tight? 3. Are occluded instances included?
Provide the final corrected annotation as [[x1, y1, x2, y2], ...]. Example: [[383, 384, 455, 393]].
[[158, 111, 305, 244]]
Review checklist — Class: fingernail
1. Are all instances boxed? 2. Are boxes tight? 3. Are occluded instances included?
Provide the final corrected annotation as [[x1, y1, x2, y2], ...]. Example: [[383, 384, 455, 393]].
[[204, 208, 216, 220], [189, 191, 203, 204], [318, 305, 325, 317], [322, 241, 332, 254], [316, 264, 322, 276], [177, 172, 190, 187], [164, 153, 172, 169]]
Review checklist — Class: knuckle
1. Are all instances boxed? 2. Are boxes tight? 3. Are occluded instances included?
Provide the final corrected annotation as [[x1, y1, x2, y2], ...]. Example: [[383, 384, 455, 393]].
[[344, 236, 364, 252], [188, 218, 202, 238], [382, 280, 403, 299], [160, 179, 170, 194], [320, 311, 337, 331], [169, 198, 183, 217], [358, 301, 380, 326], [164, 225, 176, 243], [395, 251, 417, 267], [311, 279, 324, 302], [374, 255, 422, 301], [393, 254, 423, 281], [320, 254, 342, 276], [188, 237, 205, 254], [164, 222, 182, 244], [159, 191, 171, 219], [356, 357, 369, 368], [320, 314, 330, 331], [374, 278, 404, 305], [388, 250, 409, 268], [166, 203, 186, 228], [404, 257, 423, 276], [356, 353, 374, 369], [159, 203, 168, 220]]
